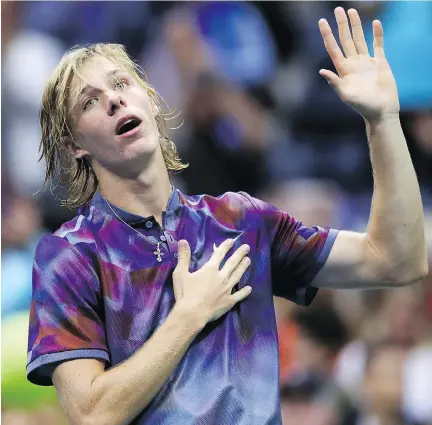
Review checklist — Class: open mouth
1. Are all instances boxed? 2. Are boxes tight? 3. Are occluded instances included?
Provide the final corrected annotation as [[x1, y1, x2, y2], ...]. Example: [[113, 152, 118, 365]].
[[116, 117, 142, 136]]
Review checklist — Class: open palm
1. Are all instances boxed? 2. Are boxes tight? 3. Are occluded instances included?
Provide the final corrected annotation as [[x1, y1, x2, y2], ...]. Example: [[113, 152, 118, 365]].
[[319, 7, 400, 121]]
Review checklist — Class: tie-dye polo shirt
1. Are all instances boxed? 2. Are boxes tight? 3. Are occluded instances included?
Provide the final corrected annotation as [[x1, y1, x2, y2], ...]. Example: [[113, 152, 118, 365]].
[[27, 187, 338, 424]]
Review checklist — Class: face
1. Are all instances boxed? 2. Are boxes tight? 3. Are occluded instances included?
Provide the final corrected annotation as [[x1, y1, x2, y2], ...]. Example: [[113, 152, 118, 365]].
[[67, 56, 160, 175], [294, 333, 330, 374], [281, 400, 337, 425]]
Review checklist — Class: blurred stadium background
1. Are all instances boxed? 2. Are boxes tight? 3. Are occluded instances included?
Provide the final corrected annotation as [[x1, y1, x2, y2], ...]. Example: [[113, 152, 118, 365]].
[[2, 1, 432, 424]]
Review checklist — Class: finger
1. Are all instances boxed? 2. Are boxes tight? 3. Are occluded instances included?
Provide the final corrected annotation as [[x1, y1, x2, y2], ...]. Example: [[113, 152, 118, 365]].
[[373, 20, 385, 59], [348, 8, 369, 56], [319, 69, 343, 91], [176, 239, 191, 273], [230, 286, 252, 305], [210, 238, 234, 266], [221, 244, 250, 277], [227, 256, 251, 288], [335, 7, 357, 57], [318, 18, 345, 75]]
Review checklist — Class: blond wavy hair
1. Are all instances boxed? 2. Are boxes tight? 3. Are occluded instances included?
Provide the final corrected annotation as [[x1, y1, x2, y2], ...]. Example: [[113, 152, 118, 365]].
[[39, 43, 188, 209]]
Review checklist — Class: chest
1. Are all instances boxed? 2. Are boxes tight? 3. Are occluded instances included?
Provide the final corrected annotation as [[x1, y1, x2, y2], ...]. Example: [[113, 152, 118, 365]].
[[95, 216, 273, 363]]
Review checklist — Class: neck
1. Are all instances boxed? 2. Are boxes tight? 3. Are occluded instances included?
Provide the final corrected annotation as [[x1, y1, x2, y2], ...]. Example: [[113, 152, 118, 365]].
[[96, 147, 172, 224]]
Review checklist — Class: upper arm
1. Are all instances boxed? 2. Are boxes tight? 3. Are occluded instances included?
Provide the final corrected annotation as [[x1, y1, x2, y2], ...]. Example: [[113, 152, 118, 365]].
[[311, 230, 390, 289], [27, 235, 110, 386], [52, 358, 105, 425]]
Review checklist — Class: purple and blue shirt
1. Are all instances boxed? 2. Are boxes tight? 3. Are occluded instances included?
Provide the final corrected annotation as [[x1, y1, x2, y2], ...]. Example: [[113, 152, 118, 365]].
[[27, 187, 338, 424]]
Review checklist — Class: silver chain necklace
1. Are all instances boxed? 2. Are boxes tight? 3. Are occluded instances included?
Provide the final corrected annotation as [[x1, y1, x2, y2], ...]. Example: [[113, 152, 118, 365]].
[[101, 195, 165, 262]]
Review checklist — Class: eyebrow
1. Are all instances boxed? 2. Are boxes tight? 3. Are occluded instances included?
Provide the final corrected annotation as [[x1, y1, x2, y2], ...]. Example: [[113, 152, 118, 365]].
[[75, 69, 125, 101]]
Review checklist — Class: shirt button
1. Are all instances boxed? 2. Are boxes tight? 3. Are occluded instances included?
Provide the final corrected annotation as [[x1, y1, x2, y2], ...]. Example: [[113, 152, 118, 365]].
[[160, 235, 167, 241], [174, 253, 178, 258], [145, 221, 153, 229]]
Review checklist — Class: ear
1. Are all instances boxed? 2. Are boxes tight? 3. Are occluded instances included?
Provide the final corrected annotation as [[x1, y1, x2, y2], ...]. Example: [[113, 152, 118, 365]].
[[63, 136, 90, 159]]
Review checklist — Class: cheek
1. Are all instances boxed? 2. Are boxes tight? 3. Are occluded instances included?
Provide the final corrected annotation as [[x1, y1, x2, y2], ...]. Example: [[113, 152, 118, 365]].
[[77, 113, 109, 140], [132, 89, 158, 120]]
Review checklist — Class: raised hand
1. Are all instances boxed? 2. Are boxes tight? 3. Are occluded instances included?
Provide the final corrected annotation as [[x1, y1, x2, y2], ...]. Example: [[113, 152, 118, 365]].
[[318, 7, 399, 121], [173, 239, 252, 323]]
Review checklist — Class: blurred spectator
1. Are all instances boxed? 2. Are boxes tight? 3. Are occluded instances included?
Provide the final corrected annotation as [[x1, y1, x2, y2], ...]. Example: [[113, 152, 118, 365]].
[[280, 305, 357, 425], [179, 73, 274, 195], [1, 2, 431, 424], [335, 286, 430, 404], [377, 287, 429, 347], [20, 2, 163, 58], [1, 2, 21, 52], [404, 110, 432, 203], [152, 7, 277, 196], [194, 2, 277, 88], [144, 2, 277, 106], [358, 342, 412, 425], [2, 28, 64, 197], [2, 192, 47, 318], [259, 179, 347, 228], [280, 387, 343, 425]]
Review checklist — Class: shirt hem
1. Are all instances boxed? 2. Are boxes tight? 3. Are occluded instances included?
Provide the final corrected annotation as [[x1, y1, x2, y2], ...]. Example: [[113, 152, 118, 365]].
[[27, 348, 110, 386]]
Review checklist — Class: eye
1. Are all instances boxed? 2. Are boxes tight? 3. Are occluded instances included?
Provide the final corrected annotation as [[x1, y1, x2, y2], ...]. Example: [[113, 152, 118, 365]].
[[114, 79, 128, 91], [83, 97, 98, 110]]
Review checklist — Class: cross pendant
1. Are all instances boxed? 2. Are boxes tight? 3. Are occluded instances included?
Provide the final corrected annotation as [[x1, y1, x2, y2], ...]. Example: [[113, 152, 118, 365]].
[[154, 242, 164, 262]]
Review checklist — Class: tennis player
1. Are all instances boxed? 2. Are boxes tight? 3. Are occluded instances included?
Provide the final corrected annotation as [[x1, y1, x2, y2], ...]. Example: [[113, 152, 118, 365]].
[[27, 7, 427, 425]]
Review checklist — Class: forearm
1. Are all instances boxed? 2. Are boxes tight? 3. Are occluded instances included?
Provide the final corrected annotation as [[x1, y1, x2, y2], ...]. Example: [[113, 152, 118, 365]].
[[87, 303, 205, 425], [366, 114, 428, 282]]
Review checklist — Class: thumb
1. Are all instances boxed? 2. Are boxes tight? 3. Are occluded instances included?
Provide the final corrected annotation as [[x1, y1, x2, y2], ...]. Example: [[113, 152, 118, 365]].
[[319, 69, 342, 91], [176, 239, 191, 272]]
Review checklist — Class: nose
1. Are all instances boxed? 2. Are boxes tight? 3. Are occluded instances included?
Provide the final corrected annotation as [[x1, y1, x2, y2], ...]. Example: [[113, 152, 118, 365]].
[[106, 91, 126, 116]]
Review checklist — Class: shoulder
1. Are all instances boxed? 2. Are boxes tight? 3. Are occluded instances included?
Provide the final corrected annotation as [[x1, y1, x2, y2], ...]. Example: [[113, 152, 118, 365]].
[[33, 216, 101, 293], [53, 204, 105, 244], [178, 190, 261, 224], [179, 190, 256, 213], [35, 205, 103, 269], [180, 191, 277, 229]]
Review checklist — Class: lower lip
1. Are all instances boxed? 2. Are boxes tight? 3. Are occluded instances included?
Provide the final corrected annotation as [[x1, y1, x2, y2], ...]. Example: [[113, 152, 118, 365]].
[[117, 122, 142, 139]]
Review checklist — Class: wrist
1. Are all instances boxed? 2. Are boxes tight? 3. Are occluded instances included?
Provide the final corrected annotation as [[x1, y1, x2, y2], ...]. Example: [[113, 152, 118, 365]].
[[172, 301, 208, 333], [365, 112, 400, 127]]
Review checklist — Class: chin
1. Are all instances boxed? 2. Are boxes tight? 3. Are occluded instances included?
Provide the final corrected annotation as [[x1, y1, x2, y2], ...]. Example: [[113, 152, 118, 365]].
[[98, 133, 161, 174], [124, 134, 162, 162], [124, 133, 157, 154]]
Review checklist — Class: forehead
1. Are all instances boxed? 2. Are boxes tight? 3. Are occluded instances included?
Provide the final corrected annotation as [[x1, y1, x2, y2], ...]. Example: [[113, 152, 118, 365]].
[[69, 56, 127, 101]]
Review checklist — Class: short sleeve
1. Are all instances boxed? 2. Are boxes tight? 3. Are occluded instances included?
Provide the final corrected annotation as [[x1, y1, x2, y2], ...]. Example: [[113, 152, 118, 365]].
[[27, 235, 110, 386], [240, 192, 338, 306]]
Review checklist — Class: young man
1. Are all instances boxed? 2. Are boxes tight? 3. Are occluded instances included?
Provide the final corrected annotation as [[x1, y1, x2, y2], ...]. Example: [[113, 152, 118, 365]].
[[27, 7, 427, 425]]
